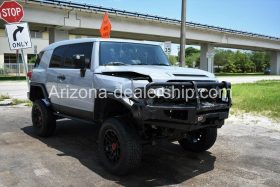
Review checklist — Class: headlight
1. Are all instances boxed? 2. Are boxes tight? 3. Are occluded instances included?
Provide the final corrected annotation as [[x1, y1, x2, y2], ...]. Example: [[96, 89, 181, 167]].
[[153, 88, 166, 97], [148, 87, 172, 97], [149, 88, 164, 97]]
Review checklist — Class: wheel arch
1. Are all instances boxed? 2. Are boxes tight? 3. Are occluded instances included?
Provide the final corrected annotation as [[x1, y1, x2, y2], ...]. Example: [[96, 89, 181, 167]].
[[29, 83, 49, 102], [94, 95, 135, 124]]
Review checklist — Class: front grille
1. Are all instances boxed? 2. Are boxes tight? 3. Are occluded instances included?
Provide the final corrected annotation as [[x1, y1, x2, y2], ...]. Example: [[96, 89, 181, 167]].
[[164, 110, 189, 120], [144, 81, 230, 107]]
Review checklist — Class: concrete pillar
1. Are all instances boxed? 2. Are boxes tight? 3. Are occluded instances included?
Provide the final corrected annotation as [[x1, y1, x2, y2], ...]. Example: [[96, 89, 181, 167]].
[[0, 54, 4, 69], [200, 44, 215, 73], [49, 28, 69, 44], [270, 51, 280, 75]]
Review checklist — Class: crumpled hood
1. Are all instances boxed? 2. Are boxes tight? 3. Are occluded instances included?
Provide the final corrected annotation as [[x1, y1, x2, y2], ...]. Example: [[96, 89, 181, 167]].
[[95, 65, 217, 82]]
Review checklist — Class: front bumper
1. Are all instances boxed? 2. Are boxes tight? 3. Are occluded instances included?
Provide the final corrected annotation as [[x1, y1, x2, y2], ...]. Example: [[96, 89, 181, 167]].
[[133, 81, 231, 131]]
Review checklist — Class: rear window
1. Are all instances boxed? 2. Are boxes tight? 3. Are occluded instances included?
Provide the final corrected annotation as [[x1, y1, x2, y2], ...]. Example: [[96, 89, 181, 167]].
[[50, 46, 67, 68], [34, 51, 45, 67]]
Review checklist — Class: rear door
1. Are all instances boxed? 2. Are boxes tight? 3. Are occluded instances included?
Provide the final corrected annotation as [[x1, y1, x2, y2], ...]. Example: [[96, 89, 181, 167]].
[[46, 45, 67, 110]]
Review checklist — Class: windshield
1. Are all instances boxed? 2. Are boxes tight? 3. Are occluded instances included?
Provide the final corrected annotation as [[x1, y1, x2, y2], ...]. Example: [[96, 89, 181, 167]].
[[100, 42, 170, 66]]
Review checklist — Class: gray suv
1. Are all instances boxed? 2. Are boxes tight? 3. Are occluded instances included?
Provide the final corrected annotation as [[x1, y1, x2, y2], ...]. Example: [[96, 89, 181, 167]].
[[29, 38, 231, 175]]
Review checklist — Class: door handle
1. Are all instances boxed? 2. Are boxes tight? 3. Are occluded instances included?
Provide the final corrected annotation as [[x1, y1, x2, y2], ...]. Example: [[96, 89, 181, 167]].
[[57, 75, 66, 81]]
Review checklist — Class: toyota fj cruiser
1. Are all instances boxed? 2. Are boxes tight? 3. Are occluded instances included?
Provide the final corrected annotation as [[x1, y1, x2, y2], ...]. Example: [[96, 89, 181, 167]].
[[29, 38, 231, 175]]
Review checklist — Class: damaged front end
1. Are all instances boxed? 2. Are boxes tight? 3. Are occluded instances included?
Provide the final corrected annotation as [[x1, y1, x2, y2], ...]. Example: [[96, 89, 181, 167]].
[[94, 68, 231, 134], [130, 81, 232, 132]]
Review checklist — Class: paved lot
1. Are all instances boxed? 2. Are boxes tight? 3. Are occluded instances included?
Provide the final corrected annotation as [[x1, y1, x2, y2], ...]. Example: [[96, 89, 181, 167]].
[[0, 106, 279, 186], [1, 76, 280, 100], [0, 81, 28, 99], [217, 75, 280, 84]]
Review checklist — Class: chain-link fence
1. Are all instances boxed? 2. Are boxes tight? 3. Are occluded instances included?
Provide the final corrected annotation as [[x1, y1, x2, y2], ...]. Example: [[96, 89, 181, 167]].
[[0, 63, 34, 76]]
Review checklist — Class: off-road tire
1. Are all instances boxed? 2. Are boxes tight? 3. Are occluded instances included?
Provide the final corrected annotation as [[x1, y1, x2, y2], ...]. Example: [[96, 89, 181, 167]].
[[178, 128, 217, 152], [98, 117, 142, 175], [32, 100, 56, 137]]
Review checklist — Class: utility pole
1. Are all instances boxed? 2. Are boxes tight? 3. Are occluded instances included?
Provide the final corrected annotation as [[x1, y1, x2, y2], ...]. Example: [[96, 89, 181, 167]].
[[179, 0, 186, 67]]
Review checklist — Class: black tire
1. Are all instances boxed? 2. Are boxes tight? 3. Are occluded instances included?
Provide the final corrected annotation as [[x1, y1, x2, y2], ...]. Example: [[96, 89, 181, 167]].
[[98, 117, 142, 175], [32, 100, 56, 137], [178, 128, 217, 153]]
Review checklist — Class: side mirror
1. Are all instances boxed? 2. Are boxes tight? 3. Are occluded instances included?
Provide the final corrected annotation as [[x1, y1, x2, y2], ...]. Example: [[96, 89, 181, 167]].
[[74, 55, 88, 77]]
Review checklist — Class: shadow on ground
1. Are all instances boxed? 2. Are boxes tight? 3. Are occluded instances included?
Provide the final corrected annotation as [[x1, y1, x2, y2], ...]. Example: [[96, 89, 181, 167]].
[[22, 119, 216, 186]]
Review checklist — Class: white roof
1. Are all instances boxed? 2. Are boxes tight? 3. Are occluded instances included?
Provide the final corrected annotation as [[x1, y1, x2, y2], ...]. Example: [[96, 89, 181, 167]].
[[43, 38, 160, 51]]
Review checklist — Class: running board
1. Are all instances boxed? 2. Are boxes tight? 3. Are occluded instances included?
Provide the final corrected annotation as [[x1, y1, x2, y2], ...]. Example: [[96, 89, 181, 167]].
[[54, 112, 96, 125]]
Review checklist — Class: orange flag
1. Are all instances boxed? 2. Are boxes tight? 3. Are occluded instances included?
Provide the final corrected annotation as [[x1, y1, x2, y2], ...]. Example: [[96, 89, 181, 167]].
[[100, 12, 112, 38]]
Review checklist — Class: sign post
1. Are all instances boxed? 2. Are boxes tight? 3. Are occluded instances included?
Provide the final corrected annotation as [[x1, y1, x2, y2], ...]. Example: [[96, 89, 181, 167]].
[[1, 1, 31, 88], [179, 0, 186, 67]]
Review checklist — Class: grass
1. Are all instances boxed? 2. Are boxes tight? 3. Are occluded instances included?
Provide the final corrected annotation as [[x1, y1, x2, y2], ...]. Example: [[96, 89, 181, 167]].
[[12, 99, 32, 106], [0, 95, 32, 106], [216, 72, 264, 76], [0, 94, 10, 101], [232, 80, 280, 118], [0, 75, 26, 81]]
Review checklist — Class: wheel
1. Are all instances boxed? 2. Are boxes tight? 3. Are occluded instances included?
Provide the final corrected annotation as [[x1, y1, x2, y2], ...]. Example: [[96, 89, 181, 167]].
[[98, 117, 142, 175], [178, 128, 217, 153], [32, 100, 56, 137]]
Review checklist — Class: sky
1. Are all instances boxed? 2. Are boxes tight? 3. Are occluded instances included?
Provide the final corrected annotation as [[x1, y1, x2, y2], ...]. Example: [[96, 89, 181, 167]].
[[74, 0, 280, 38]]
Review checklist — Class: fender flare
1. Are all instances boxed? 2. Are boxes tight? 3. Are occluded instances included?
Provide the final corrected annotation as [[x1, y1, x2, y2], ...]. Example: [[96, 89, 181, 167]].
[[94, 91, 138, 123], [29, 82, 49, 102]]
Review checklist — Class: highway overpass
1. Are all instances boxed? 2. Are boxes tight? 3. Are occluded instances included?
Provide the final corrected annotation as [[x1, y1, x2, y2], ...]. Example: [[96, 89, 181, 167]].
[[1, 0, 280, 74]]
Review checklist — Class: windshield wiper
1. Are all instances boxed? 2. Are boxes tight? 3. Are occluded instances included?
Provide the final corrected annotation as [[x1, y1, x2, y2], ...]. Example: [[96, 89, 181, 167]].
[[105, 62, 127, 66], [150, 63, 170, 66], [131, 63, 170, 66]]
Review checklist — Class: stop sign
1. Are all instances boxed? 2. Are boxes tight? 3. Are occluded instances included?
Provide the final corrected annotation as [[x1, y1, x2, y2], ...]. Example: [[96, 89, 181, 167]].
[[0, 1, 24, 23]]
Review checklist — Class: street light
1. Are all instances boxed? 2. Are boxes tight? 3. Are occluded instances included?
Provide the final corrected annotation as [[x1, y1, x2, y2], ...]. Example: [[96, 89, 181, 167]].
[[179, 0, 186, 67]]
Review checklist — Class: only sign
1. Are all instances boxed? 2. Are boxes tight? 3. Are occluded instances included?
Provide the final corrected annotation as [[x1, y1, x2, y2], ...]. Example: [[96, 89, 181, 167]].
[[0, 1, 24, 23]]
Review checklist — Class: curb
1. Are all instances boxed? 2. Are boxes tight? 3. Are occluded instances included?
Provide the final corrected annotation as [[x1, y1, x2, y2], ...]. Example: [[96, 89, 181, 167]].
[[0, 99, 13, 106]]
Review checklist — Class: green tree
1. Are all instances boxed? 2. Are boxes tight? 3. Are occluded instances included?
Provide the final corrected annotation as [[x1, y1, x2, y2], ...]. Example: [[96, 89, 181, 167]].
[[186, 52, 200, 67], [184, 47, 200, 67], [233, 51, 254, 73], [250, 52, 270, 72], [168, 55, 178, 66], [223, 61, 236, 73], [185, 47, 200, 56], [28, 55, 37, 64], [214, 49, 234, 72], [213, 49, 271, 73]]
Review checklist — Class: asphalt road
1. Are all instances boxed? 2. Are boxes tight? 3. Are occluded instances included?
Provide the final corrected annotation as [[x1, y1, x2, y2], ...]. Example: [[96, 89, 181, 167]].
[[0, 81, 28, 99], [217, 75, 280, 84], [0, 106, 279, 186]]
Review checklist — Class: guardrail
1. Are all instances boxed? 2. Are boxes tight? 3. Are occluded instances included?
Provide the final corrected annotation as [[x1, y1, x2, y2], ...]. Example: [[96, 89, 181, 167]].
[[25, 0, 280, 41]]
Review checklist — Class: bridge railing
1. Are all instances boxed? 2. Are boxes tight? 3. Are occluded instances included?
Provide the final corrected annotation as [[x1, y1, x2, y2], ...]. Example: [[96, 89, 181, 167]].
[[25, 0, 280, 41]]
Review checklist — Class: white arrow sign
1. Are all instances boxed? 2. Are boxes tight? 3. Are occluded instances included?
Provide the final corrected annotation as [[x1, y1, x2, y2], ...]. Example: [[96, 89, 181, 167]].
[[5, 22, 32, 50]]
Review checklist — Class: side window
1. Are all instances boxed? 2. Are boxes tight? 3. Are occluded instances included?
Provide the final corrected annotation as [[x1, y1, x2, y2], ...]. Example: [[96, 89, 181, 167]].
[[64, 42, 93, 69], [49, 46, 66, 68], [34, 51, 45, 67]]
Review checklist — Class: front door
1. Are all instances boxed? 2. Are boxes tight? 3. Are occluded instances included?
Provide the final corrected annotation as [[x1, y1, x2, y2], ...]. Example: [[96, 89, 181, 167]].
[[57, 42, 94, 120]]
